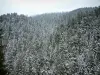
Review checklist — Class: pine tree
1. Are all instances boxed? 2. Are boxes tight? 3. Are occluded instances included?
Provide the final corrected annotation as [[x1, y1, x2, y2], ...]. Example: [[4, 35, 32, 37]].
[[0, 29, 7, 75]]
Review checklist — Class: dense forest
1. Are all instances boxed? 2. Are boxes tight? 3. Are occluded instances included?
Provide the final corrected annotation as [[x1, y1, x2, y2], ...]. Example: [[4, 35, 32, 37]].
[[0, 6, 100, 75]]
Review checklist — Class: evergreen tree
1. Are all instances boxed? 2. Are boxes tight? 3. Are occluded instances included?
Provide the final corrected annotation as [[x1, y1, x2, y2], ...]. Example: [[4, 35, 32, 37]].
[[0, 29, 8, 75]]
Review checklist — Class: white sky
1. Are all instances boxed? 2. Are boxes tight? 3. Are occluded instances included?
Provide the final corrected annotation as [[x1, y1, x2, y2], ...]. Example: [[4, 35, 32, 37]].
[[0, 0, 100, 16]]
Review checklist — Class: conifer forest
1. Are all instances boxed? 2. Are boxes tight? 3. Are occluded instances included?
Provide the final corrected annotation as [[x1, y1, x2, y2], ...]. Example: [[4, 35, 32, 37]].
[[0, 6, 100, 75]]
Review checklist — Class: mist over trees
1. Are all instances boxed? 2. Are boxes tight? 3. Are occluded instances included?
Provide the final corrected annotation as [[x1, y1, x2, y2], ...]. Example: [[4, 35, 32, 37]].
[[0, 6, 100, 75]]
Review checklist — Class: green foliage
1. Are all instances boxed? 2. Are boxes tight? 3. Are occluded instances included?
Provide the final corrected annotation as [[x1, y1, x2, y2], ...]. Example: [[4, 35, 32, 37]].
[[0, 6, 100, 75], [0, 29, 8, 75]]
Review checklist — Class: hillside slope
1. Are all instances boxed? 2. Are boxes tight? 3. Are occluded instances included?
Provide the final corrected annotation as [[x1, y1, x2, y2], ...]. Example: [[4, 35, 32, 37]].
[[0, 6, 100, 75]]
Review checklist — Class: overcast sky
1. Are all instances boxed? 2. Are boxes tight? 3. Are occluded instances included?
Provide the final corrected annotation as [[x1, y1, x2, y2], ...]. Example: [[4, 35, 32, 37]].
[[0, 0, 100, 16]]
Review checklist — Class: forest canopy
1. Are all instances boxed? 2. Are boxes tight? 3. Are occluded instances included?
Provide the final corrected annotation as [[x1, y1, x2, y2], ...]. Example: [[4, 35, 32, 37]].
[[0, 6, 100, 75]]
